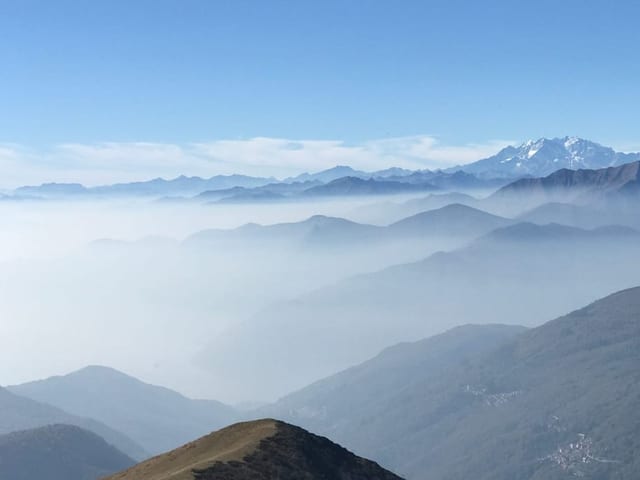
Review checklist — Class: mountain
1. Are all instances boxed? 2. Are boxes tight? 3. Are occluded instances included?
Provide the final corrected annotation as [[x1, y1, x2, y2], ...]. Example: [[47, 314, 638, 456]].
[[263, 287, 640, 479], [261, 288, 640, 478], [385, 170, 506, 190], [0, 424, 135, 480], [197, 222, 640, 400], [0, 386, 147, 460], [14, 182, 89, 196], [371, 167, 414, 178], [455, 137, 640, 179], [185, 215, 383, 251], [14, 174, 275, 199], [491, 159, 640, 207], [216, 190, 287, 203], [348, 192, 480, 225], [9, 366, 237, 456], [186, 205, 510, 254], [302, 176, 437, 196], [388, 204, 512, 237], [286, 165, 370, 183], [259, 324, 526, 441], [95, 174, 275, 196], [518, 202, 640, 229], [194, 180, 322, 203], [197, 171, 494, 204], [285, 165, 416, 183], [105, 419, 404, 480]]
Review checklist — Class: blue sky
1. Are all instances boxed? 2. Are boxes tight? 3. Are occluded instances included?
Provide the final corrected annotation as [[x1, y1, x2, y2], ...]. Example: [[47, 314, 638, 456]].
[[0, 0, 638, 183]]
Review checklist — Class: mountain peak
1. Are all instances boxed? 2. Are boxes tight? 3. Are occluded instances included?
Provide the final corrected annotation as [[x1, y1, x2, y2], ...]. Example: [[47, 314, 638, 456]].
[[71, 365, 134, 380], [325, 165, 356, 172], [105, 419, 404, 480], [457, 137, 636, 179]]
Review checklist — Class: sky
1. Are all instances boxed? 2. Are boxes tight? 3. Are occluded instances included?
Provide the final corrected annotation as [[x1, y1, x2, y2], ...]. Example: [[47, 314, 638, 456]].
[[0, 0, 639, 185]]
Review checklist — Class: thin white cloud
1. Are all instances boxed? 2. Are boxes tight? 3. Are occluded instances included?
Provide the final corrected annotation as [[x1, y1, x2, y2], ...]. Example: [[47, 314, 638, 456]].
[[0, 136, 515, 188]]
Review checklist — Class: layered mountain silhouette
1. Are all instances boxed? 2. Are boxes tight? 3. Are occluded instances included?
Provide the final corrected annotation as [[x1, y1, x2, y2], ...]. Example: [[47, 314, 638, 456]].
[[262, 287, 640, 479], [105, 419, 403, 480], [517, 201, 640, 229], [193, 180, 322, 203], [388, 203, 512, 237], [490, 159, 640, 211], [11, 138, 640, 201], [349, 192, 480, 224], [198, 222, 640, 399], [15, 174, 275, 198], [186, 204, 511, 253], [185, 215, 383, 251], [0, 385, 147, 460], [286, 165, 372, 183], [9, 365, 237, 456], [302, 176, 437, 196], [0, 424, 135, 480]]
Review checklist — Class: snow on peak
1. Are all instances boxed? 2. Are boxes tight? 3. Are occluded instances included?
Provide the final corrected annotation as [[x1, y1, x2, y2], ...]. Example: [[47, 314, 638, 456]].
[[564, 136, 581, 148]]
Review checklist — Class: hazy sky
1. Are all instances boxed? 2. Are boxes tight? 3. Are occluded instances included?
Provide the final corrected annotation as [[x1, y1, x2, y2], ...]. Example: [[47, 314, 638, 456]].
[[1, 0, 639, 184]]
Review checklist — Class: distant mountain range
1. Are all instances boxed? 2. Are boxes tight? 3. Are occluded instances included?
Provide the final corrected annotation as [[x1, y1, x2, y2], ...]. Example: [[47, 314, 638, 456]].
[[14, 174, 276, 198], [185, 214, 383, 251], [260, 286, 640, 479], [302, 176, 438, 197], [185, 204, 513, 253], [0, 424, 135, 480], [286, 165, 411, 183], [11, 137, 637, 201], [105, 419, 403, 480], [9, 365, 238, 456]]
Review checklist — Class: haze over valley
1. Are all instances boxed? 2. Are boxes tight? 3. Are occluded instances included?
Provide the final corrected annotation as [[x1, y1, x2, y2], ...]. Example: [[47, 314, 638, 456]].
[[2, 2, 639, 478]]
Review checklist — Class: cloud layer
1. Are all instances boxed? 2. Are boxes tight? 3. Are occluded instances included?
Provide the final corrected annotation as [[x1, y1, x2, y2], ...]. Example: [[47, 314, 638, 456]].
[[0, 136, 514, 188]]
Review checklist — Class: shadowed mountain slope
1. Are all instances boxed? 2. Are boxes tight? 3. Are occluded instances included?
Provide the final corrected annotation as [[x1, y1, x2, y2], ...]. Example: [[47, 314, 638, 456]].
[[259, 324, 526, 436], [105, 419, 404, 480], [0, 424, 135, 480], [262, 287, 640, 479], [488, 160, 640, 215]]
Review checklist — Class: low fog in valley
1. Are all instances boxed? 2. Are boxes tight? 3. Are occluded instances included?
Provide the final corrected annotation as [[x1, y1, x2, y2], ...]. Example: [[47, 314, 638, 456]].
[[3, 153, 640, 404], [3, 3, 640, 478], [0, 195, 463, 401]]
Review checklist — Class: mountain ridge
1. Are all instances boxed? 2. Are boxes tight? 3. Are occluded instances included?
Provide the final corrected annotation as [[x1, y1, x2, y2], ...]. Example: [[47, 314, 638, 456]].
[[260, 287, 640, 479], [9, 365, 237, 456], [105, 419, 404, 480]]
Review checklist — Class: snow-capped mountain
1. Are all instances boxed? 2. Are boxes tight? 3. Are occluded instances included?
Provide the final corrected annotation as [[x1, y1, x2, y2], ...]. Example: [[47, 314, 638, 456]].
[[454, 137, 640, 179]]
